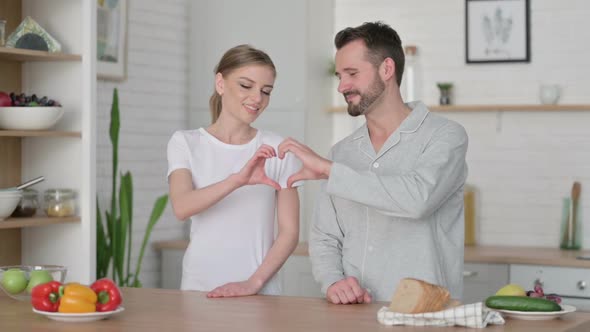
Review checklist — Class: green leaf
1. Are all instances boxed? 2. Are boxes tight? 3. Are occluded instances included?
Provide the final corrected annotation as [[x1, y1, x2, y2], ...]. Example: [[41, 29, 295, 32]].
[[117, 172, 133, 286], [132, 195, 168, 287], [109, 88, 119, 246], [96, 197, 109, 279], [105, 210, 116, 282], [123, 172, 134, 284]]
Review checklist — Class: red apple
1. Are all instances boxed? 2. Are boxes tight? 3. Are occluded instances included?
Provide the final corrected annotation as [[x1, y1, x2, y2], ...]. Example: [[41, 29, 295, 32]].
[[0, 92, 12, 107]]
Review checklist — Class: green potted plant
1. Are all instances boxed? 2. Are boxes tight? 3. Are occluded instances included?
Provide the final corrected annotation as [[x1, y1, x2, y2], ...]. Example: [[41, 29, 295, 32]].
[[96, 88, 168, 287], [436, 82, 454, 105]]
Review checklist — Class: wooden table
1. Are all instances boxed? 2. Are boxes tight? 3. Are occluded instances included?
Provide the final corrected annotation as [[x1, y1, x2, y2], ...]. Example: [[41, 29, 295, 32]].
[[1, 288, 590, 331]]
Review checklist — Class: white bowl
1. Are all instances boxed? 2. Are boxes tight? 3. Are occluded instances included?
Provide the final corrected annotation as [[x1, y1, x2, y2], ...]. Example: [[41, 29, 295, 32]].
[[0, 107, 64, 130], [0, 265, 67, 301], [0, 194, 22, 220]]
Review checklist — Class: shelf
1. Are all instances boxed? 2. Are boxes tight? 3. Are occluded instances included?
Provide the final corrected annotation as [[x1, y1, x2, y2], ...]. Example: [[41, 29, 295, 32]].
[[327, 104, 590, 113], [0, 47, 82, 62], [0, 130, 81, 137], [0, 216, 80, 229]]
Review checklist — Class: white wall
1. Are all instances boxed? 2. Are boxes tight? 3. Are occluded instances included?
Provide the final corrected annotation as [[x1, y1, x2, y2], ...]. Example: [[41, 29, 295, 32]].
[[334, 0, 590, 247], [189, 0, 334, 241], [97, 0, 188, 288]]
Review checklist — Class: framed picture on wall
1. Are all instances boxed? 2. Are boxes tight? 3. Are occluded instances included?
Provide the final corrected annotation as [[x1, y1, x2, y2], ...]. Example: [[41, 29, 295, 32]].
[[465, 0, 530, 63], [97, 0, 128, 80]]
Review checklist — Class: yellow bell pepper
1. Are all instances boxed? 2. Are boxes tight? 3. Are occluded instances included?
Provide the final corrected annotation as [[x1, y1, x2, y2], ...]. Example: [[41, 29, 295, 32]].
[[58, 283, 97, 313]]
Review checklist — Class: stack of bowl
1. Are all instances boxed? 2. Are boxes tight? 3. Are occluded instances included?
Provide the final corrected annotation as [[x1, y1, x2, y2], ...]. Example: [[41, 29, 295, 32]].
[[0, 188, 22, 220]]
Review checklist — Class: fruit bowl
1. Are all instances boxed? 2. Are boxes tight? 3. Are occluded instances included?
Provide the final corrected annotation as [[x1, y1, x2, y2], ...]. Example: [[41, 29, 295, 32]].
[[0, 265, 67, 301], [0, 106, 64, 130], [0, 190, 22, 220]]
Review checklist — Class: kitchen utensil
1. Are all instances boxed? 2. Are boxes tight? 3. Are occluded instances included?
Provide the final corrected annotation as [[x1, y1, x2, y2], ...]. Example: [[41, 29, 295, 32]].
[[560, 182, 582, 250], [571, 182, 581, 248], [0, 176, 44, 192], [16, 176, 44, 190]]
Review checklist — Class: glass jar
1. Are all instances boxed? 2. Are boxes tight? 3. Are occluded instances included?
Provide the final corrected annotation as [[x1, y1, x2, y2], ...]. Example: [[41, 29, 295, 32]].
[[0, 19, 5, 47], [44, 189, 76, 217], [11, 189, 39, 218]]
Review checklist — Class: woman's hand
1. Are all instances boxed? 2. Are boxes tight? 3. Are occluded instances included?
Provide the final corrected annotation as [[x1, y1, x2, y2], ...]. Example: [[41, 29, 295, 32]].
[[235, 144, 281, 190], [206, 280, 262, 298]]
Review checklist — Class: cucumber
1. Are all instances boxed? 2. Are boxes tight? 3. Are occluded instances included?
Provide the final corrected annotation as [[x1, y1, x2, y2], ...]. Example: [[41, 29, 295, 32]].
[[485, 296, 562, 312]]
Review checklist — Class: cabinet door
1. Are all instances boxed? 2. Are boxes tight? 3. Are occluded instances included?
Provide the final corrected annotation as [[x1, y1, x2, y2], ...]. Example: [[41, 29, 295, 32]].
[[463, 263, 509, 303], [161, 249, 184, 289], [280, 256, 323, 298], [510, 264, 590, 311]]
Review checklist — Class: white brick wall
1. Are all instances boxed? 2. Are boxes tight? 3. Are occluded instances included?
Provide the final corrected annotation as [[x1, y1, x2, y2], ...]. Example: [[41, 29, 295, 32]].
[[334, 0, 590, 248], [96, 0, 188, 288]]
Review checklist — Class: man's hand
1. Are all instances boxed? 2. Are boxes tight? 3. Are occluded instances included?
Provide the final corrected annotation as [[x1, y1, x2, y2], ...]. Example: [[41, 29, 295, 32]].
[[206, 280, 262, 298], [277, 138, 332, 187], [326, 276, 372, 304], [235, 144, 281, 190]]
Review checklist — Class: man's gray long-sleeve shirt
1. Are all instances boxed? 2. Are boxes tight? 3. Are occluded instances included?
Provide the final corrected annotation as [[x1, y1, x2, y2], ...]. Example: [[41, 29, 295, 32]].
[[309, 101, 468, 301]]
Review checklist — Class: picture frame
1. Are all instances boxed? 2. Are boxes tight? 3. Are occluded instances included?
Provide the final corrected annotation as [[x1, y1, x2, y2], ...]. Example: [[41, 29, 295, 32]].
[[465, 0, 530, 63], [97, 0, 128, 80]]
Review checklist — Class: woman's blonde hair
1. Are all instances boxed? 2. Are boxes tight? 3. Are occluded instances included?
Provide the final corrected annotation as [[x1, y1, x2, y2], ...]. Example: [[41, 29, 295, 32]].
[[209, 44, 276, 123]]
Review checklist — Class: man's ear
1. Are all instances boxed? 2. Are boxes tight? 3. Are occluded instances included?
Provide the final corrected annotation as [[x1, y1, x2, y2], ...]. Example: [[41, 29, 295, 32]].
[[380, 58, 396, 82], [215, 73, 224, 95]]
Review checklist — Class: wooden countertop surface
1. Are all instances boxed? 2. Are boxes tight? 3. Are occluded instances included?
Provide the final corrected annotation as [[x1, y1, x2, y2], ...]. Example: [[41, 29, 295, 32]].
[[153, 240, 590, 268], [2, 287, 589, 331]]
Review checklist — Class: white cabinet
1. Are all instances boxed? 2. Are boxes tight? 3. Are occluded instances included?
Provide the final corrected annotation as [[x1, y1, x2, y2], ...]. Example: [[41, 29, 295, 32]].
[[510, 264, 590, 311], [462, 263, 509, 303], [280, 255, 323, 298], [160, 249, 184, 290]]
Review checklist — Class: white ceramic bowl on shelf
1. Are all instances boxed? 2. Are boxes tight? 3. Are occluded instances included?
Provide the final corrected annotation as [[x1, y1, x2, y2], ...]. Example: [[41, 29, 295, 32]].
[[0, 106, 64, 130], [0, 190, 21, 220]]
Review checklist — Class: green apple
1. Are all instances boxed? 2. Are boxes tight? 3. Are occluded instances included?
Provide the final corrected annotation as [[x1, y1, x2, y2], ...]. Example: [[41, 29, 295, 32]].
[[1, 268, 28, 294], [25, 270, 53, 294]]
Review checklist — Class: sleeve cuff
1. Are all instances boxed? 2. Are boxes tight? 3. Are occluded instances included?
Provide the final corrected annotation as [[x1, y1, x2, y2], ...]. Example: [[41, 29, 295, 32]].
[[319, 273, 345, 295]]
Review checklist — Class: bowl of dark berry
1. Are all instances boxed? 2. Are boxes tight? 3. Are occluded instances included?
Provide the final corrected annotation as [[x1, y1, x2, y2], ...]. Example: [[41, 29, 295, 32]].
[[0, 91, 63, 130]]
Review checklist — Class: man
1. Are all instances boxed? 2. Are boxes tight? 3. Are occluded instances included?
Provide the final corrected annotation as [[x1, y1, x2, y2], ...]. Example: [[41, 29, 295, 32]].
[[278, 21, 468, 304]]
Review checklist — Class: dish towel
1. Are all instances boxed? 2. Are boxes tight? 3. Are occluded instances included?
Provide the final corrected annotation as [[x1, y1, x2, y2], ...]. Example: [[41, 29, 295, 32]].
[[377, 302, 505, 328]]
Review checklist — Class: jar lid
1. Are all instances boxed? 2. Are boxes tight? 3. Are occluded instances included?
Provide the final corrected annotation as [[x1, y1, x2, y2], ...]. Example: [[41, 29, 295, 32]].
[[44, 188, 76, 198], [404, 45, 418, 56], [22, 188, 38, 198]]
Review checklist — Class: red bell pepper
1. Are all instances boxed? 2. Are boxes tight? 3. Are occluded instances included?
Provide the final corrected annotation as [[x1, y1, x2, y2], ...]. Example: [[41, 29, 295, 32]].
[[31, 281, 62, 312], [90, 278, 122, 312]]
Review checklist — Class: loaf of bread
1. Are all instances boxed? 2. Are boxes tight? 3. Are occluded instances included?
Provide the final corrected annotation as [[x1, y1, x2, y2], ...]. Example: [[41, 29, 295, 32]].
[[389, 278, 451, 314]]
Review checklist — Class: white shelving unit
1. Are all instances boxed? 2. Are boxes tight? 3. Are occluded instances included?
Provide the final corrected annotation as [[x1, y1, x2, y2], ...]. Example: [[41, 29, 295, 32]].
[[0, 0, 95, 284]]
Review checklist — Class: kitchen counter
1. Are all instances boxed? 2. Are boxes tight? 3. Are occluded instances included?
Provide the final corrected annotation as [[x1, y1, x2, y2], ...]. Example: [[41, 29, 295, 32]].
[[1, 287, 590, 331], [153, 240, 590, 268]]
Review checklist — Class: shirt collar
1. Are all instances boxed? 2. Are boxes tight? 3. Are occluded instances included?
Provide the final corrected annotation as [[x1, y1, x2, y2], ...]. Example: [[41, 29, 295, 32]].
[[350, 101, 430, 141]]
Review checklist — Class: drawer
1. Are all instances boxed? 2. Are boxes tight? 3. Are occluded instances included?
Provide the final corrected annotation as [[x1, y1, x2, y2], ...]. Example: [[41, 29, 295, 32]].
[[510, 264, 590, 298], [464, 263, 509, 283], [463, 263, 509, 303]]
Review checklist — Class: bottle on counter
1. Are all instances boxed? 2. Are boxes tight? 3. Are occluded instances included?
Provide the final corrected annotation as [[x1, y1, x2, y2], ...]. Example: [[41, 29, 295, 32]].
[[401, 45, 422, 103], [464, 184, 477, 246]]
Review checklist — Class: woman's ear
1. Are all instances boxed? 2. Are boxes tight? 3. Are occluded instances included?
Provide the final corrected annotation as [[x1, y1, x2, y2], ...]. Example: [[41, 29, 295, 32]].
[[215, 73, 224, 95], [380, 58, 396, 82]]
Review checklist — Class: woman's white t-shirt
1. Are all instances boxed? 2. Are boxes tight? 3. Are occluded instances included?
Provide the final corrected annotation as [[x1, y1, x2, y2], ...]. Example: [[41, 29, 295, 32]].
[[166, 128, 302, 295]]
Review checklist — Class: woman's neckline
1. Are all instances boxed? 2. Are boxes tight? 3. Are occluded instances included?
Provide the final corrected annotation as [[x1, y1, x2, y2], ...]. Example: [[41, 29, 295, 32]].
[[199, 127, 260, 149]]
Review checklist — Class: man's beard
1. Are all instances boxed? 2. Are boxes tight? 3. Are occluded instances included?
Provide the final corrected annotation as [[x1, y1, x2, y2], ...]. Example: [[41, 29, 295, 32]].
[[345, 77, 385, 117]]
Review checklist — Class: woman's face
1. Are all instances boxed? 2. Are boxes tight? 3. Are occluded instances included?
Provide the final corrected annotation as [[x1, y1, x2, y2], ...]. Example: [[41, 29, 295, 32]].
[[216, 64, 275, 124]]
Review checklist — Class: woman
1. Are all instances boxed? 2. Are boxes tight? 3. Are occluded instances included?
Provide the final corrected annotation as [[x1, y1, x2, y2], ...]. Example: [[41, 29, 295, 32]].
[[167, 45, 301, 297]]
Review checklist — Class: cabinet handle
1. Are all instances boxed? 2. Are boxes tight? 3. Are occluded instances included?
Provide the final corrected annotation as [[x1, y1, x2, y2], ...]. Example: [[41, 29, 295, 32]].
[[578, 281, 587, 290], [463, 270, 478, 278]]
